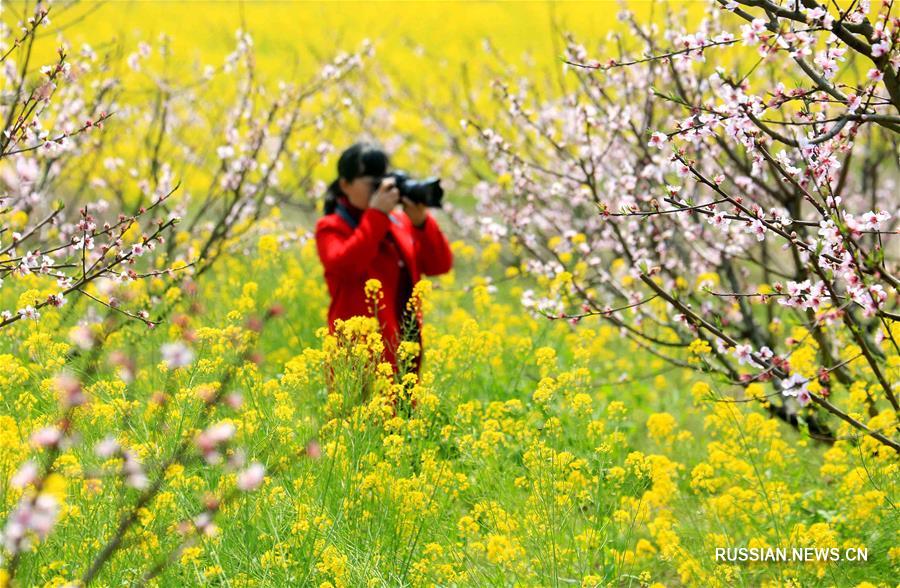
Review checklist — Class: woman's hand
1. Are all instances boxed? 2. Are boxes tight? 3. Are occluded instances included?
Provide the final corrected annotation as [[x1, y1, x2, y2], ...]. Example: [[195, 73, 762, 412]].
[[401, 196, 428, 228], [370, 178, 400, 214]]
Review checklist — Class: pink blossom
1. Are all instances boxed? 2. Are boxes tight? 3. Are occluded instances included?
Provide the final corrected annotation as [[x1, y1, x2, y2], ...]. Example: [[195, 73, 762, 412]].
[[227, 447, 247, 470], [207, 422, 236, 444], [708, 210, 731, 228], [236, 462, 265, 491], [851, 284, 888, 318], [746, 219, 767, 241], [648, 132, 668, 148], [73, 235, 95, 251], [732, 344, 753, 365], [193, 511, 219, 536], [122, 450, 148, 489], [69, 325, 95, 350], [714, 32, 734, 44], [11, 461, 39, 489], [196, 422, 237, 464], [780, 373, 810, 401], [95, 435, 120, 458], [752, 346, 774, 367], [305, 439, 322, 459], [741, 18, 767, 45], [18, 306, 40, 321], [818, 219, 842, 243], [814, 52, 838, 79], [3, 493, 60, 553], [859, 210, 890, 229], [161, 341, 195, 369], [54, 372, 85, 408], [225, 392, 244, 409], [31, 426, 62, 448], [871, 39, 890, 58]]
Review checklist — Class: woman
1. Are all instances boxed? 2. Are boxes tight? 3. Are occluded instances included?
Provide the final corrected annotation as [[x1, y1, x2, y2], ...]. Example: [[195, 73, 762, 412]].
[[315, 142, 453, 378]]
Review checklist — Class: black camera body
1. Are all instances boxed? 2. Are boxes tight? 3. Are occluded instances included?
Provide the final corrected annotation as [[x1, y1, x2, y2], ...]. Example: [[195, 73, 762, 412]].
[[376, 171, 444, 208]]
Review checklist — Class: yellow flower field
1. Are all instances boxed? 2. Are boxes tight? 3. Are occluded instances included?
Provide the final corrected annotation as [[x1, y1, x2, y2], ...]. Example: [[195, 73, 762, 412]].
[[1, 1, 898, 586], [2, 226, 896, 586]]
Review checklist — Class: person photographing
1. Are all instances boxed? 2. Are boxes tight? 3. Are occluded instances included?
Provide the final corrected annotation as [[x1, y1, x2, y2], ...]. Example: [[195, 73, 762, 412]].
[[315, 142, 454, 379]]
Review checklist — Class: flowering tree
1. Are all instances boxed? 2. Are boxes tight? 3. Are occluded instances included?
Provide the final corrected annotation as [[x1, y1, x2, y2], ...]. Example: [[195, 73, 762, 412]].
[[0, 2, 372, 582], [0, 5, 182, 331], [0, 307, 279, 584], [1, 3, 372, 338], [457, 0, 899, 449]]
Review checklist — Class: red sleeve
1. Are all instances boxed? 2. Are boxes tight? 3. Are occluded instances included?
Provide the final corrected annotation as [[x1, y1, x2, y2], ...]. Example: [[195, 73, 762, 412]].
[[315, 209, 392, 279], [406, 212, 454, 276]]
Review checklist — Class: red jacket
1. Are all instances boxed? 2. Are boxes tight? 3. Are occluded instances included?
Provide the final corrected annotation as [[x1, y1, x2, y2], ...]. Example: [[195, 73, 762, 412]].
[[315, 201, 453, 373]]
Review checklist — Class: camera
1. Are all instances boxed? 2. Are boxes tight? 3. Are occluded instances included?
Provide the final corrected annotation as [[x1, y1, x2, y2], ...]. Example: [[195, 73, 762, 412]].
[[374, 171, 444, 208]]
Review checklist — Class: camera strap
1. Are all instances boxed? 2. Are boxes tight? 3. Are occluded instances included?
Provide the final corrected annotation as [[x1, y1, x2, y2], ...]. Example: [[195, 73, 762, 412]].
[[336, 202, 400, 230]]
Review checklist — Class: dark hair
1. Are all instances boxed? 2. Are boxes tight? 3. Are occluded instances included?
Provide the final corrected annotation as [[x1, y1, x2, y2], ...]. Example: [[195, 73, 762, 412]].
[[323, 142, 389, 215]]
